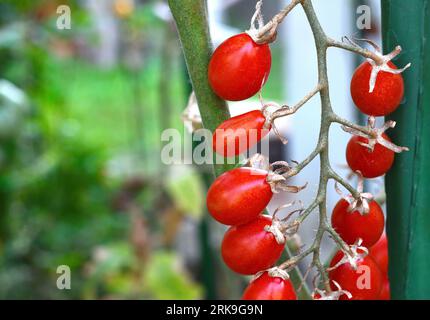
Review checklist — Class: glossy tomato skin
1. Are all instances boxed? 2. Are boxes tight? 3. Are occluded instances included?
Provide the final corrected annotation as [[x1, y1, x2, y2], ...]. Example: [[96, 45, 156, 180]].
[[213, 110, 269, 157], [331, 199, 385, 248], [208, 33, 271, 101], [378, 276, 391, 300], [242, 272, 297, 300], [222, 216, 284, 275], [346, 133, 395, 178], [369, 233, 388, 274], [206, 167, 272, 225], [329, 250, 383, 300], [351, 61, 404, 116]]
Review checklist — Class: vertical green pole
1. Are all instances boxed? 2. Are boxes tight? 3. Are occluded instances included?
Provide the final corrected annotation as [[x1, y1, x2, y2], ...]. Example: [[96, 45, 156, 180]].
[[382, 0, 430, 299], [168, 0, 233, 177]]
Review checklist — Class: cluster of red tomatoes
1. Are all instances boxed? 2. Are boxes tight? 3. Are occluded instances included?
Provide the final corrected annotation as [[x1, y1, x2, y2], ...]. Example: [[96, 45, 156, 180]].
[[207, 33, 297, 300], [207, 166, 296, 299], [328, 55, 406, 300], [209, 33, 273, 157], [205, 30, 403, 300], [347, 60, 405, 178]]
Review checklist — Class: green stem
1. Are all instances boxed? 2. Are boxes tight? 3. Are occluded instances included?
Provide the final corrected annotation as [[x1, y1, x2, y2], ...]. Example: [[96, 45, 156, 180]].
[[168, 0, 232, 177]]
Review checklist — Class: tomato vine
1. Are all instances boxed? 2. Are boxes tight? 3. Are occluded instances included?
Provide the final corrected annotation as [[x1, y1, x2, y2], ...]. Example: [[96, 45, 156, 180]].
[[170, 0, 410, 300]]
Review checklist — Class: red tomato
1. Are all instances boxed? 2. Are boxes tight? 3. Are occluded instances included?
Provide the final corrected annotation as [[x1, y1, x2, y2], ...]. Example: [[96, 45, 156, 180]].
[[329, 250, 383, 300], [221, 215, 284, 275], [351, 61, 404, 116], [331, 198, 385, 248], [369, 233, 388, 274], [242, 271, 297, 300], [206, 167, 272, 225], [378, 276, 390, 300], [346, 133, 395, 178], [212, 110, 270, 157], [208, 33, 271, 101]]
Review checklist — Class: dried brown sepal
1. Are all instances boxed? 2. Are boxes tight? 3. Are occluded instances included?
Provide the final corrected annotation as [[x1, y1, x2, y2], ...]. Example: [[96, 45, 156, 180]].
[[244, 153, 271, 171], [263, 217, 286, 245], [342, 118, 409, 153], [313, 281, 352, 300], [327, 239, 369, 271], [334, 172, 373, 215], [181, 92, 202, 133], [271, 201, 304, 236], [253, 266, 290, 282], [261, 101, 290, 144], [342, 37, 411, 93], [267, 172, 308, 194]]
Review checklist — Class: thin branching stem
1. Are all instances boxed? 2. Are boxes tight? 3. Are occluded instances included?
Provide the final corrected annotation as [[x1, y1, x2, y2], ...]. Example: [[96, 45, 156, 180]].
[[329, 168, 361, 198], [330, 113, 374, 136], [254, 0, 303, 43], [327, 38, 385, 64], [269, 83, 324, 120], [271, 0, 368, 292]]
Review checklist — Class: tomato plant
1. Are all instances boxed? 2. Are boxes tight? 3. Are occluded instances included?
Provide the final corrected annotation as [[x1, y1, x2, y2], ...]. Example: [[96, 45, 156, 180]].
[[242, 270, 297, 300], [331, 198, 384, 247], [171, 0, 411, 301], [346, 133, 395, 178], [351, 61, 404, 116], [208, 33, 271, 101], [221, 215, 284, 275], [206, 167, 272, 226]]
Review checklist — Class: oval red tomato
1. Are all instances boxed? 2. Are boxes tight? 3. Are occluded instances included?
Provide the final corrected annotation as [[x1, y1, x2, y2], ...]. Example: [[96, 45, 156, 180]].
[[369, 233, 388, 274], [222, 215, 284, 275], [331, 198, 385, 248], [329, 250, 383, 300], [208, 33, 271, 101], [242, 271, 297, 300], [213, 110, 270, 157], [206, 167, 272, 225], [346, 133, 395, 178], [351, 61, 404, 116]]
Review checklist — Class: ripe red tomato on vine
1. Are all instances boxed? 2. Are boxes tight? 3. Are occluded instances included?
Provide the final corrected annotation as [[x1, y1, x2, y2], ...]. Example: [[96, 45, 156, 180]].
[[208, 33, 272, 101], [351, 61, 404, 116], [378, 276, 391, 300], [221, 215, 284, 275], [206, 167, 273, 225], [242, 271, 297, 300], [331, 199, 385, 248], [346, 133, 395, 178], [369, 233, 388, 275], [212, 110, 270, 157], [329, 250, 383, 300]]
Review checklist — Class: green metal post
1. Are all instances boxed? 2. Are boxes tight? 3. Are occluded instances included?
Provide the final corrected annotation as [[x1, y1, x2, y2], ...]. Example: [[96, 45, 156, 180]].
[[382, 0, 430, 299]]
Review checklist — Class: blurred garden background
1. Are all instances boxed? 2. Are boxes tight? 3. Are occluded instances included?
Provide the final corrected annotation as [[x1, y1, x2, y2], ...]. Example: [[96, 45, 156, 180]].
[[0, 0, 380, 299]]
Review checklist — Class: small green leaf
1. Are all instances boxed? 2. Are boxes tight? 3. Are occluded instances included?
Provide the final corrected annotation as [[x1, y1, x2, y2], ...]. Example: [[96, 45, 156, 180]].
[[143, 251, 203, 300], [166, 167, 205, 219]]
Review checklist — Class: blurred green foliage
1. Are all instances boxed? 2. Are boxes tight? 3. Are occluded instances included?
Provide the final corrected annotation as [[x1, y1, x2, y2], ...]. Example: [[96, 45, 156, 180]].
[[0, 0, 203, 300], [0, 0, 284, 300]]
